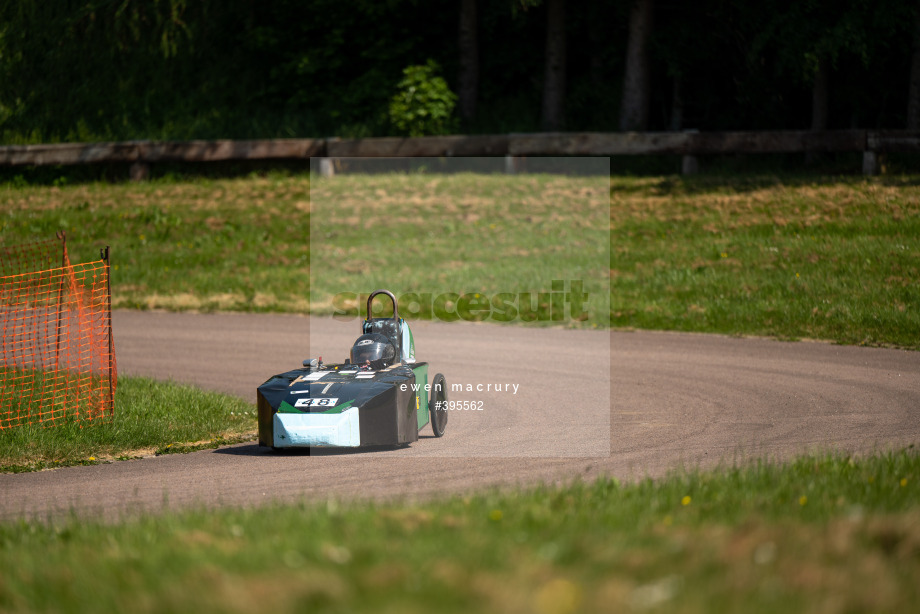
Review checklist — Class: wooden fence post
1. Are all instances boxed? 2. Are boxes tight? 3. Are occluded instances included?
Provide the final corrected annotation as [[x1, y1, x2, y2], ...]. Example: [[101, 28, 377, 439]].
[[129, 161, 150, 181], [318, 158, 335, 178], [862, 151, 879, 176], [681, 155, 699, 175]]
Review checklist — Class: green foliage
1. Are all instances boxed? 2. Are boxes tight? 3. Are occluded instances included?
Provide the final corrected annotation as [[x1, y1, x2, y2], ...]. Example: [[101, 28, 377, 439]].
[[1, 0, 916, 140], [0, 0, 201, 141], [388, 60, 458, 137], [0, 0, 460, 142], [649, 0, 916, 129]]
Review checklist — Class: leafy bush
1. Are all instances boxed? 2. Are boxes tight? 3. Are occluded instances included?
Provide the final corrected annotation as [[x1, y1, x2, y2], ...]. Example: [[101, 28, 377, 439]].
[[388, 60, 458, 137]]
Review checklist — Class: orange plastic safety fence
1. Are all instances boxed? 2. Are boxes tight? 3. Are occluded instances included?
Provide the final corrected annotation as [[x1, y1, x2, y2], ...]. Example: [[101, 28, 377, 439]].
[[0, 259, 116, 429], [0, 233, 70, 277]]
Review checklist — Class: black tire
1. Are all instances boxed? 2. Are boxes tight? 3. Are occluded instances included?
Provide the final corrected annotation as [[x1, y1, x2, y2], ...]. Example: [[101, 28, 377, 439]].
[[428, 373, 448, 437]]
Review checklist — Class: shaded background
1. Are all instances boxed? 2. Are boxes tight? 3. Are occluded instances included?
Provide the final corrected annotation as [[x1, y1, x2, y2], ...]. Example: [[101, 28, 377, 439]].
[[2, 0, 920, 144]]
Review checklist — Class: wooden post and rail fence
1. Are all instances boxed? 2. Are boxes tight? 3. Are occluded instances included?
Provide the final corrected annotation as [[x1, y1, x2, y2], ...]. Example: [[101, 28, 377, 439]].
[[1, 131, 918, 179]]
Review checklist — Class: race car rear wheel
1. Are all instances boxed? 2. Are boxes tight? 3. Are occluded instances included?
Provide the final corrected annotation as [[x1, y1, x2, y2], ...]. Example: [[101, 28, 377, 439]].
[[429, 373, 448, 437]]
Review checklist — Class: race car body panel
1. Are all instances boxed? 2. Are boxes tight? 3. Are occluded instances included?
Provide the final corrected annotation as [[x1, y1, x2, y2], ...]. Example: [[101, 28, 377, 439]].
[[258, 362, 429, 448]]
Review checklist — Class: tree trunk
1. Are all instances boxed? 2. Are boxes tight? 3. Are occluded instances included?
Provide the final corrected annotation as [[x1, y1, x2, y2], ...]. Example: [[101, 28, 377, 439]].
[[588, 5, 604, 88], [811, 58, 829, 131], [807, 58, 829, 165], [619, 0, 654, 131], [908, 4, 920, 129], [458, 0, 478, 125], [541, 0, 566, 132], [669, 76, 683, 131]]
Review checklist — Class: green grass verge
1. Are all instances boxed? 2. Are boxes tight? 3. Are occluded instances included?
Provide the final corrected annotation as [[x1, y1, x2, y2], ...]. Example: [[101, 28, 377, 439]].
[[610, 175, 920, 348], [0, 376, 255, 473], [1, 449, 917, 613]]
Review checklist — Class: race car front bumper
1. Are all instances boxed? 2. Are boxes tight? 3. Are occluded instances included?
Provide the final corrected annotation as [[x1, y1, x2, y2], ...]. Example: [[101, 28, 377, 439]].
[[272, 406, 361, 448]]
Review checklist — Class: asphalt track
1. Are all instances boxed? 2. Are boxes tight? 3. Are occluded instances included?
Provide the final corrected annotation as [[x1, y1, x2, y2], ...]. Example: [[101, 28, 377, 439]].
[[2, 311, 919, 521]]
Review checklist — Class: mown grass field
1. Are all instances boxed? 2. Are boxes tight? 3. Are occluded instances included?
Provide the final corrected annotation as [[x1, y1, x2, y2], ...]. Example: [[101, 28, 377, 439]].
[[2, 170, 918, 344], [309, 171, 609, 327], [1, 173, 311, 311], [610, 175, 920, 348], [1, 451, 917, 613]]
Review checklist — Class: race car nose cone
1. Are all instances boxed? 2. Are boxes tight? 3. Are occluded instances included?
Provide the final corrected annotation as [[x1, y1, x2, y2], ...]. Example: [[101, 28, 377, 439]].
[[273, 407, 361, 447]]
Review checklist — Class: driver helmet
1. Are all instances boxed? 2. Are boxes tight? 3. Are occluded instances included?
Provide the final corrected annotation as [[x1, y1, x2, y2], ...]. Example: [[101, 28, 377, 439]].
[[350, 333, 397, 370]]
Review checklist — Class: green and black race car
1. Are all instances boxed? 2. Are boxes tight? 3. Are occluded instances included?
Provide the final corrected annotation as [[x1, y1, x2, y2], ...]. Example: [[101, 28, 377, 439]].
[[257, 290, 448, 449]]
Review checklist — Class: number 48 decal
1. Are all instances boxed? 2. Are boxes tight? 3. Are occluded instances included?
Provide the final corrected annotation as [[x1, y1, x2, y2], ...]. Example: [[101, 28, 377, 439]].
[[294, 397, 339, 408]]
